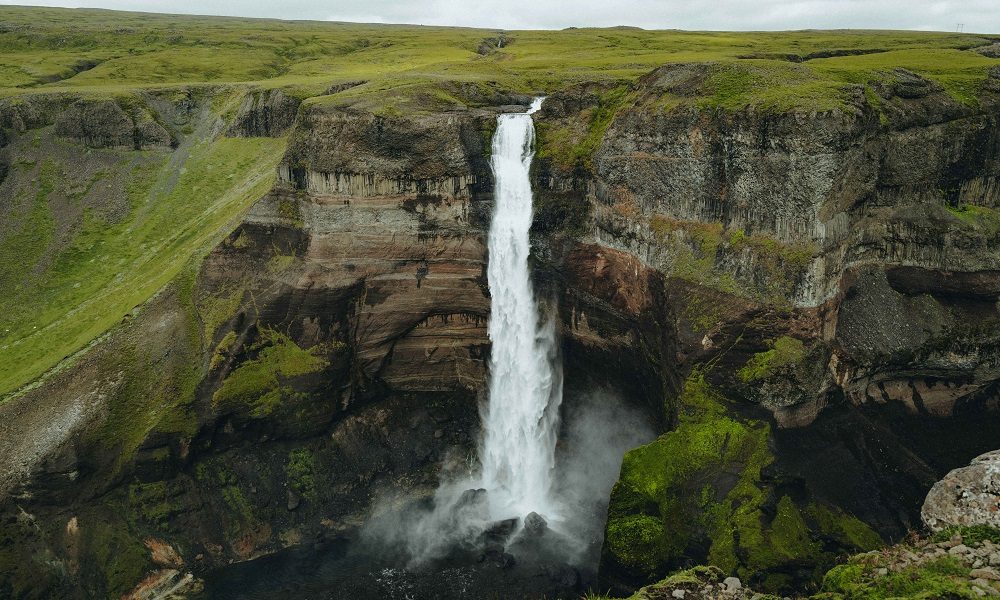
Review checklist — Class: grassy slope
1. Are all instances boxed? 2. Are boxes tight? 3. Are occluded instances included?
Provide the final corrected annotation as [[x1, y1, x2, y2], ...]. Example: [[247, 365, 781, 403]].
[[0, 7, 998, 397], [0, 114, 284, 396]]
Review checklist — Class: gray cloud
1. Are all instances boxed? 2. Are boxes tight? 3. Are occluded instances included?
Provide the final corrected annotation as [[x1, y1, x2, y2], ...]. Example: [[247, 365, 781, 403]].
[[3, 0, 999, 32]]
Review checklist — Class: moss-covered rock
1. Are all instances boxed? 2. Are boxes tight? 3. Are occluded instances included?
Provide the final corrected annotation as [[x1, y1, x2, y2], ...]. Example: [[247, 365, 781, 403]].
[[285, 447, 318, 503], [738, 337, 807, 383], [820, 555, 983, 599], [602, 372, 881, 594], [212, 327, 329, 419]]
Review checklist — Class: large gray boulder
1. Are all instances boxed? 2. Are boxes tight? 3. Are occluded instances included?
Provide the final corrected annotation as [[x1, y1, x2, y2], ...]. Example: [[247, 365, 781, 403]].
[[922, 450, 1000, 532]]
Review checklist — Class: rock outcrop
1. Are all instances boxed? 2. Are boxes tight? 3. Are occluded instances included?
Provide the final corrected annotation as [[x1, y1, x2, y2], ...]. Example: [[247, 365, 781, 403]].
[[54, 98, 172, 149], [923, 450, 1000, 532], [0, 98, 500, 598], [225, 88, 300, 137]]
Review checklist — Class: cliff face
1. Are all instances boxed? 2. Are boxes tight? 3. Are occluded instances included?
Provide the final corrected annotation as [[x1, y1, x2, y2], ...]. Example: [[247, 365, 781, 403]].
[[530, 64, 1000, 591], [0, 100, 505, 599], [1, 62, 1000, 599]]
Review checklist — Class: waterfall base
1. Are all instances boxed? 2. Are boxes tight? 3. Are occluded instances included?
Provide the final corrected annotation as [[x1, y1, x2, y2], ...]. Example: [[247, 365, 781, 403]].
[[199, 515, 594, 600]]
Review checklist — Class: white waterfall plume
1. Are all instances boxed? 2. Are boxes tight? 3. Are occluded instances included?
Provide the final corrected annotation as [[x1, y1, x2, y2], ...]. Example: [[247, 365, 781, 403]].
[[478, 96, 564, 522]]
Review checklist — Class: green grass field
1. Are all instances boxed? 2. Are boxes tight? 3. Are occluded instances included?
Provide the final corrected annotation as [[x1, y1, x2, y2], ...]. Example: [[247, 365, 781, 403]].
[[0, 6, 998, 397], [1, 7, 998, 111]]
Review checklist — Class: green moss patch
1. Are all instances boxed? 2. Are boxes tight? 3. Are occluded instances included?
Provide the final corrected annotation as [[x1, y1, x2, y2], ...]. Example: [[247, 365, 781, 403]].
[[605, 514, 671, 575], [946, 204, 1000, 234], [86, 265, 202, 469], [199, 284, 246, 342], [931, 525, 1000, 546], [808, 505, 883, 552], [127, 481, 180, 531], [81, 512, 152, 597], [649, 217, 816, 305], [821, 556, 981, 599], [605, 372, 773, 579], [536, 84, 636, 172], [604, 371, 881, 592], [285, 447, 318, 502], [738, 336, 807, 382], [212, 328, 327, 418], [0, 119, 284, 398]]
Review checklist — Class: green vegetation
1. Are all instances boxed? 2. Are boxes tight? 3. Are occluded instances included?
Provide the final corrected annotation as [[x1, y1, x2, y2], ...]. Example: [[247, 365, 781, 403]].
[[0, 120, 283, 397], [194, 456, 261, 538], [605, 371, 772, 577], [127, 480, 181, 531], [946, 204, 1000, 233], [210, 330, 239, 371], [604, 371, 881, 590], [285, 448, 318, 502], [213, 328, 327, 417], [808, 505, 884, 552], [80, 265, 204, 472], [738, 336, 808, 382], [199, 283, 248, 341], [821, 556, 980, 599], [1, 7, 997, 111], [536, 84, 636, 171], [931, 525, 1000, 546], [83, 512, 153, 597], [0, 6, 995, 398], [605, 514, 671, 575], [649, 216, 816, 304]]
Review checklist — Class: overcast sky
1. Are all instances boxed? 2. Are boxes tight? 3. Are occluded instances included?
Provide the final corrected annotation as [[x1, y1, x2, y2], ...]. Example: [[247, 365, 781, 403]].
[[2, 0, 999, 33]]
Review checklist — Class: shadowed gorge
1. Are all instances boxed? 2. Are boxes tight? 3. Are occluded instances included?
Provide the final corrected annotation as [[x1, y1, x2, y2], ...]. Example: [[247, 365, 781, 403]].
[[1, 6, 1000, 600]]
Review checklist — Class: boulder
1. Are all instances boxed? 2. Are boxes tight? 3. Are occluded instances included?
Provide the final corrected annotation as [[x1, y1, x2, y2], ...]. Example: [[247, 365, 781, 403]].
[[922, 450, 1000, 532], [523, 511, 548, 536]]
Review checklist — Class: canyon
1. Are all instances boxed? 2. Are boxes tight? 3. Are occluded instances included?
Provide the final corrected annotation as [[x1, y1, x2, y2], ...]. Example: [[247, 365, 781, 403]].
[[1, 9, 1000, 599]]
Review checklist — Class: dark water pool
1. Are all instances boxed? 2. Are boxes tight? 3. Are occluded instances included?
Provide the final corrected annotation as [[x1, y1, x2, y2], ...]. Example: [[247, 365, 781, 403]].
[[199, 536, 592, 600]]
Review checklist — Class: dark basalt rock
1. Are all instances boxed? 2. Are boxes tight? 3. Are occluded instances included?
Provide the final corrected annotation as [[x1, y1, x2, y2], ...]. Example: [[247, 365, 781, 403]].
[[874, 68, 939, 100], [480, 517, 520, 546], [226, 88, 301, 138], [977, 42, 1000, 58], [54, 98, 172, 149], [523, 512, 548, 536]]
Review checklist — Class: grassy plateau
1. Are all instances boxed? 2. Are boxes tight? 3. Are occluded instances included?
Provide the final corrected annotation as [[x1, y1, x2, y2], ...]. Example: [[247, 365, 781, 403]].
[[1, 7, 998, 110]]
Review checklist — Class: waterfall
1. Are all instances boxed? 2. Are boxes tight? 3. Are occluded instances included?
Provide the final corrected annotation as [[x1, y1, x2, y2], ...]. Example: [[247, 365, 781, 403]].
[[479, 97, 564, 522]]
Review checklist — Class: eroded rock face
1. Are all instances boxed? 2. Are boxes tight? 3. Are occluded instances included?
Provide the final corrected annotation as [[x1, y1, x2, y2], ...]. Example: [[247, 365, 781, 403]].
[[0, 100, 500, 598], [55, 99, 172, 149], [530, 65, 1000, 593], [225, 89, 300, 137], [923, 450, 1000, 532]]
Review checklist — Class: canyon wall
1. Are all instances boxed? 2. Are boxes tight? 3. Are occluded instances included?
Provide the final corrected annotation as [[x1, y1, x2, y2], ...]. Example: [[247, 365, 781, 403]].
[[531, 64, 1000, 592], [1, 63, 999, 598]]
